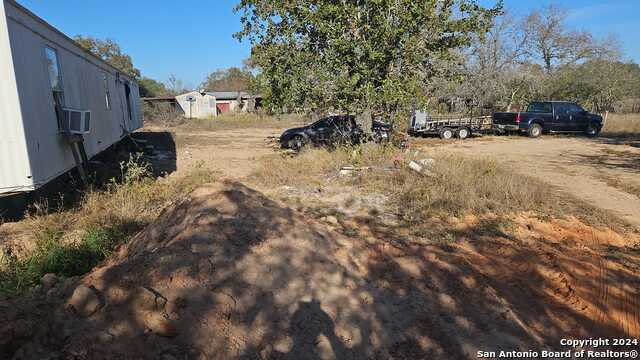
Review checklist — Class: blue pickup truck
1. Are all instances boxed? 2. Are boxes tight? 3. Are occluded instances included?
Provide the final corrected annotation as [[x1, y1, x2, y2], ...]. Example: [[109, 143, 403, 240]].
[[492, 101, 603, 138]]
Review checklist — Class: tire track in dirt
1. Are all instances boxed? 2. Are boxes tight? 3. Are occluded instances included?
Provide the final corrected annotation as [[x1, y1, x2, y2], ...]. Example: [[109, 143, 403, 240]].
[[588, 228, 640, 338], [591, 229, 611, 332], [533, 241, 589, 313]]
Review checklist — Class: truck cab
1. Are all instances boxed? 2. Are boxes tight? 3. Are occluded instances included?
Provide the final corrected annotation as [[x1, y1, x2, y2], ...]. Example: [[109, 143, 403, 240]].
[[492, 101, 603, 138]]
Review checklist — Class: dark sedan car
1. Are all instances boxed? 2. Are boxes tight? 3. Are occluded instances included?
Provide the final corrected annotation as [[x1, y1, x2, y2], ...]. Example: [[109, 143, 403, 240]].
[[280, 115, 365, 150]]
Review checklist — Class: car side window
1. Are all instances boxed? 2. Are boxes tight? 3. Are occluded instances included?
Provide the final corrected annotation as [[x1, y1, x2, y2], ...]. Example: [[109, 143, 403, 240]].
[[312, 118, 332, 129], [555, 103, 570, 115], [568, 104, 583, 113]]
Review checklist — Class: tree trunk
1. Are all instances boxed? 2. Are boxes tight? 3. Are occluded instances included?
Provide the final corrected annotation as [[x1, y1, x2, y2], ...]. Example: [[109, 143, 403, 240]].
[[311, 109, 322, 122], [357, 109, 373, 134]]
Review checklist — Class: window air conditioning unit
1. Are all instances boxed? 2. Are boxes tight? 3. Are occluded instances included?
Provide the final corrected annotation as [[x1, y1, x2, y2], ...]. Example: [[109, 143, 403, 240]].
[[59, 108, 91, 134]]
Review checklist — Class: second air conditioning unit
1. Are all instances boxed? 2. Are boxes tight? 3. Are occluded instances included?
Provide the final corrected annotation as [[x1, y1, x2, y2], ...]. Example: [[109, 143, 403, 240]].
[[59, 108, 91, 135]]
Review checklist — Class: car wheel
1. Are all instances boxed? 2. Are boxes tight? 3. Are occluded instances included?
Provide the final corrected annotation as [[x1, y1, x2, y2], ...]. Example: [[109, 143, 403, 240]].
[[585, 123, 600, 137], [439, 128, 454, 140], [527, 124, 542, 138], [456, 127, 470, 140], [289, 135, 306, 151]]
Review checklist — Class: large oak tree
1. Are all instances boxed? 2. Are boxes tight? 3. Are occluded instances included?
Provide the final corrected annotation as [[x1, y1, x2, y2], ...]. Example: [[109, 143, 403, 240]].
[[234, 0, 502, 122]]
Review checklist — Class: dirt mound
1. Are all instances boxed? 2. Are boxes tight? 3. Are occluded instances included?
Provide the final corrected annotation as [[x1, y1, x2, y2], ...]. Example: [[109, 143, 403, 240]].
[[2, 181, 639, 359]]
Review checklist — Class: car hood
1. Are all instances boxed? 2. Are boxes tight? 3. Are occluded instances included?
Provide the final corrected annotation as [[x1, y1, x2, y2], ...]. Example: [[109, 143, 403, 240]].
[[280, 126, 307, 139]]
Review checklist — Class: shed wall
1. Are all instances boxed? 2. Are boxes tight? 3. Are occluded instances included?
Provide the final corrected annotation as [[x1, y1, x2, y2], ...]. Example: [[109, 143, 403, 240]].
[[176, 92, 217, 119], [0, 0, 33, 193], [4, 0, 142, 189]]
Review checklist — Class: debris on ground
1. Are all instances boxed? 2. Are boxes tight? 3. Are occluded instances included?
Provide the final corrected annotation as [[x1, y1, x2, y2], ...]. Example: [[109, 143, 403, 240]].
[[338, 165, 371, 177], [407, 158, 436, 177]]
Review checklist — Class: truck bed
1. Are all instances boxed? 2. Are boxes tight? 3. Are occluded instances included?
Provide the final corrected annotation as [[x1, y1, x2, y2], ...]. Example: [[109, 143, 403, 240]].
[[492, 112, 519, 126]]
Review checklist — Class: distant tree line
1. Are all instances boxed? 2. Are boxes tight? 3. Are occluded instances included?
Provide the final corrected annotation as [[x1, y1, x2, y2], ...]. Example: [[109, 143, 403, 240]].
[[431, 5, 640, 114]]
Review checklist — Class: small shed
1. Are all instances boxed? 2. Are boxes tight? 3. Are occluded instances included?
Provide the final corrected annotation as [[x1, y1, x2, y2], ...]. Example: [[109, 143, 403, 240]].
[[175, 91, 217, 119], [0, 0, 143, 194]]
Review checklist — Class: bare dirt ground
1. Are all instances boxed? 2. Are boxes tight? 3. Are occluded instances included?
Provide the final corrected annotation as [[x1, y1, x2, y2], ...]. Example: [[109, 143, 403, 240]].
[[2, 127, 639, 359], [428, 135, 640, 229], [141, 125, 287, 179]]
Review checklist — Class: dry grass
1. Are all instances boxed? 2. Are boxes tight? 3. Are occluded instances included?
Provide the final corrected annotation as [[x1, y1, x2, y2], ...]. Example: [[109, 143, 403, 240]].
[[178, 113, 305, 132], [602, 113, 640, 136], [0, 156, 217, 296], [252, 145, 553, 216], [251, 144, 397, 188], [250, 144, 627, 233]]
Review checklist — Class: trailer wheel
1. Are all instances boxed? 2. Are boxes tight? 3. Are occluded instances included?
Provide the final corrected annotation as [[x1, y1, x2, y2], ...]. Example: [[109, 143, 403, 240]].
[[456, 127, 470, 140], [439, 128, 454, 140]]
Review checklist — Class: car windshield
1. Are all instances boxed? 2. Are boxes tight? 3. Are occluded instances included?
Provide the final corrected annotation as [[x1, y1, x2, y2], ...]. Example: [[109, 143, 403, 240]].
[[311, 118, 333, 129], [526, 102, 553, 113]]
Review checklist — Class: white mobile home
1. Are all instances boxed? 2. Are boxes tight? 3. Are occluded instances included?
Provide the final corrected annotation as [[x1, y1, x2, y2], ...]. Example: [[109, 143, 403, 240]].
[[0, 0, 142, 194]]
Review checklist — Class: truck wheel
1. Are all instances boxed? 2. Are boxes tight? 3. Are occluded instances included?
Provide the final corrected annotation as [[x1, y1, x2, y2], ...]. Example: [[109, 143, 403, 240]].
[[527, 124, 542, 138], [439, 128, 454, 140], [584, 123, 600, 137], [456, 127, 470, 140]]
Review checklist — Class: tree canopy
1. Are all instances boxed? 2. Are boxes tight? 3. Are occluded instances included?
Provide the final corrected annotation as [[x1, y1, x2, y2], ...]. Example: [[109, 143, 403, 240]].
[[75, 35, 174, 98], [74, 36, 141, 78], [138, 77, 171, 98], [200, 67, 254, 92], [235, 0, 502, 117]]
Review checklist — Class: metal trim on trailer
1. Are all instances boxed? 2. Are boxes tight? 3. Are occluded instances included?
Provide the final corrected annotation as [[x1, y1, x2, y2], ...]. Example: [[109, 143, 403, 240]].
[[409, 114, 493, 137]]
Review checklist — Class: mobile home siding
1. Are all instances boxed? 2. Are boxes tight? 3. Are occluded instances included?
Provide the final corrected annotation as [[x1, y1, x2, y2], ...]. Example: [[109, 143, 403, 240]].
[[0, 0, 33, 193], [2, 0, 142, 190]]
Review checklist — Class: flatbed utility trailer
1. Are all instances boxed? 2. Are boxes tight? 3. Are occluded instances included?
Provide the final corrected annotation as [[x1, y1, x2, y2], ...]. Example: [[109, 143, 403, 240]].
[[408, 111, 493, 140]]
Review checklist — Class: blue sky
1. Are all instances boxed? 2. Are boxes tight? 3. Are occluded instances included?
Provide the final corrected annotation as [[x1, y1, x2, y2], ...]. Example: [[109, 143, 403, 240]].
[[16, 0, 640, 88]]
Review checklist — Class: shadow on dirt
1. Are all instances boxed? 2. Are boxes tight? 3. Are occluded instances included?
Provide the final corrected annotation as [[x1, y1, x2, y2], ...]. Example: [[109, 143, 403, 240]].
[[569, 148, 640, 173], [3, 181, 638, 359], [597, 133, 640, 148], [0, 132, 177, 222]]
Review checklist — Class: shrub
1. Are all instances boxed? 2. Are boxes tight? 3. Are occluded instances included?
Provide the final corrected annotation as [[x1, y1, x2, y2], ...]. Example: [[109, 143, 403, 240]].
[[142, 102, 185, 127]]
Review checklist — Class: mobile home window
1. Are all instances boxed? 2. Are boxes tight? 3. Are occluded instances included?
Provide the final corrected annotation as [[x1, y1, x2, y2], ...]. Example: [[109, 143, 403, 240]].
[[103, 72, 112, 110], [45, 47, 65, 128]]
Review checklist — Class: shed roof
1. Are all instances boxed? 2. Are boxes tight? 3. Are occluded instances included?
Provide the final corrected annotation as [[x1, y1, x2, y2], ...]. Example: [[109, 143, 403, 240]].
[[206, 91, 247, 100], [142, 96, 177, 101], [206, 91, 263, 100]]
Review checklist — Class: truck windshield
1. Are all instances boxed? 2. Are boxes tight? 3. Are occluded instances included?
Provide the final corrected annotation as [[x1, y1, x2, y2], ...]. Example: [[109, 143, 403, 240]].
[[526, 102, 552, 113]]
